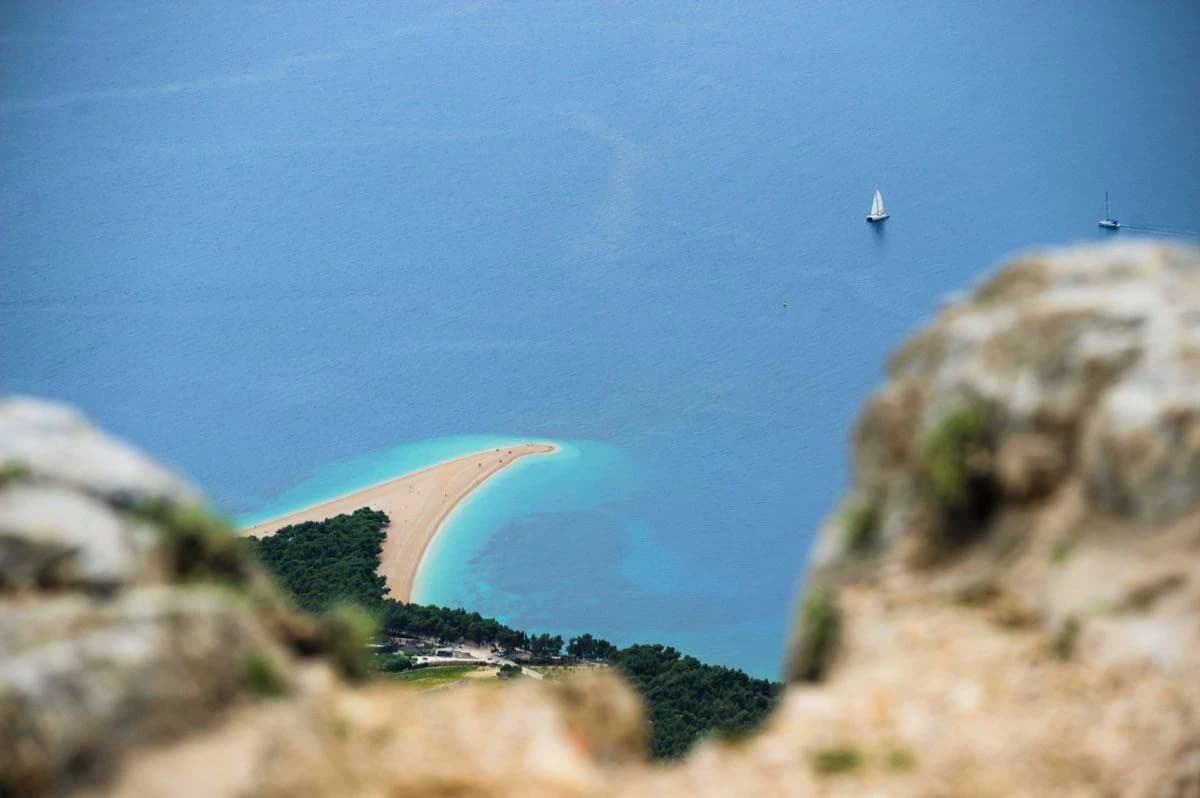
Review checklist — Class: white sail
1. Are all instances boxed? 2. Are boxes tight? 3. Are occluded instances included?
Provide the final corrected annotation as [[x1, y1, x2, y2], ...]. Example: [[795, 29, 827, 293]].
[[870, 188, 885, 217]]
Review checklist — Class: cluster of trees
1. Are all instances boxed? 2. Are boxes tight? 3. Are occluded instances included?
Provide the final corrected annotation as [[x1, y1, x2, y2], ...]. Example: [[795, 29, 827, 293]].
[[374, 652, 417, 673], [246, 508, 780, 758], [243, 508, 390, 613], [611, 644, 780, 757], [527, 633, 565, 658], [379, 602, 529, 650], [566, 632, 618, 661]]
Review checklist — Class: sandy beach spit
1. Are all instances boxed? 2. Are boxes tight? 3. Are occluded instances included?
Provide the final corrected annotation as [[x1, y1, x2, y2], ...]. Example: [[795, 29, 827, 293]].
[[239, 443, 556, 601]]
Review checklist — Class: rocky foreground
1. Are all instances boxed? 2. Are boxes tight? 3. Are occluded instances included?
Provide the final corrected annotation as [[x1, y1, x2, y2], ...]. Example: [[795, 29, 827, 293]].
[[3, 242, 1198, 797]]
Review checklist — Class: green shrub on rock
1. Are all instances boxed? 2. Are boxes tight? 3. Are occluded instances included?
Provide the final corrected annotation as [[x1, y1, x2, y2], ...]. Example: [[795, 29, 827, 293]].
[[787, 589, 842, 683], [319, 604, 377, 681], [1052, 616, 1081, 661], [811, 744, 863, 775], [919, 404, 992, 511], [242, 649, 289, 697], [841, 501, 880, 555], [914, 403, 998, 558], [0, 462, 30, 488], [886, 746, 916, 772], [132, 499, 254, 585]]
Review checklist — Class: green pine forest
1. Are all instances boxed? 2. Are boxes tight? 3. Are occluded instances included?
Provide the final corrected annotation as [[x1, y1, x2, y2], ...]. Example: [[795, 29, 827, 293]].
[[244, 507, 780, 758]]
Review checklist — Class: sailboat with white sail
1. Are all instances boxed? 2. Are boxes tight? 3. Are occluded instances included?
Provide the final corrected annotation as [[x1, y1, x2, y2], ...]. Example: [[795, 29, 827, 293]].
[[866, 186, 889, 223]]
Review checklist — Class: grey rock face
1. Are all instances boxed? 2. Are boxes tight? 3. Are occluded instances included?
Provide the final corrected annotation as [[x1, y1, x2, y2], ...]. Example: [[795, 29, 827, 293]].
[[0, 397, 197, 505], [826, 243, 1200, 567], [0, 485, 155, 591], [796, 242, 1200, 687], [1081, 375, 1200, 523], [0, 396, 291, 796], [1, 589, 284, 795]]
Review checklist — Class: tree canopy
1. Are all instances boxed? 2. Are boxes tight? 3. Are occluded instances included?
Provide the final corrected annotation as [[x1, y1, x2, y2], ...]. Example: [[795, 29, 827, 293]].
[[243, 508, 390, 612]]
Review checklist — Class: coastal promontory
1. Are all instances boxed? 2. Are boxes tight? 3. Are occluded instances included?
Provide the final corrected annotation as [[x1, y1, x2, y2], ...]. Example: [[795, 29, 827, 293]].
[[240, 443, 555, 601]]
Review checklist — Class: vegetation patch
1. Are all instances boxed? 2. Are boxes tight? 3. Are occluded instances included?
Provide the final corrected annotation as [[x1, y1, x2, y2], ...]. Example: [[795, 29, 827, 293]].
[[0, 462, 31, 489], [811, 745, 864, 776], [1049, 535, 1078, 565], [372, 652, 417, 674], [916, 403, 997, 556], [787, 589, 841, 683], [134, 500, 253, 585], [612, 644, 780, 758], [841, 501, 880, 555], [920, 404, 993, 510], [951, 578, 1000, 607], [318, 604, 377, 681], [242, 508, 390, 613], [389, 665, 481, 688], [567, 633, 618, 661], [242, 650, 288, 697], [1052, 616, 1081, 661], [885, 746, 916, 772], [1115, 573, 1186, 614]]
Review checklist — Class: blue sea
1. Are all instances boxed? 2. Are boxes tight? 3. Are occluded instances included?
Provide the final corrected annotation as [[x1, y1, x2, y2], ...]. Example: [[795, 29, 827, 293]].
[[3, 2, 1198, 678]]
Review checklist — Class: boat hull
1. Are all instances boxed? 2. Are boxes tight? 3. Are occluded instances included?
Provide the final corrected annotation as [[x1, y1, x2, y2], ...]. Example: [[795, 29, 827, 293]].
[[867, 214, 889, 223], [1098, 220, 1120, 229]]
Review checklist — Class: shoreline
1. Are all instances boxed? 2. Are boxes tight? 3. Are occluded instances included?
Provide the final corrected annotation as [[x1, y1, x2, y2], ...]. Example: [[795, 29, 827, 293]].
[[239, 443, 557, 602]]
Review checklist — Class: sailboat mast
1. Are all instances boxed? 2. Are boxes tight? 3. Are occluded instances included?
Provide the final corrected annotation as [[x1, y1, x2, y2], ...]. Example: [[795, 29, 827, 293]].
[[1105, 191, 1109, 218]]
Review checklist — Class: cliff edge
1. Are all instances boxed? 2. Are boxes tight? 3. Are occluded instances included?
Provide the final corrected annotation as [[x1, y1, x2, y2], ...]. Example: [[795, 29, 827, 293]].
[[771, 241, 1200, 796]]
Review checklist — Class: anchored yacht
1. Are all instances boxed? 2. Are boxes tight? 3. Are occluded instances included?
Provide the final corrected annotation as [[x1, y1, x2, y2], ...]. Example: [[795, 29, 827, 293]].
[[1099, 191, 1120, 229]]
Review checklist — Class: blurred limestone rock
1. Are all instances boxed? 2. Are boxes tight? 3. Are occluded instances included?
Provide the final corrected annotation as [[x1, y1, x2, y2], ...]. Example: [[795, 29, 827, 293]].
[[994, 431, 1066, 500], [0, 485, 152, 591], [93, 669, 647, 798], [1082, 384, 1200, 522], [2, 588, 288, 795], [772, 242, 1200, 797], [0, 398, 296, 796], [0, 397, 197, 506], [805, 244, 1200, 565]]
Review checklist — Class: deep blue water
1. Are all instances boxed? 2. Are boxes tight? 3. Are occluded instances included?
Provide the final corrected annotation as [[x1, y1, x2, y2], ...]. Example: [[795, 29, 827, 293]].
[[3, 2, 1198, 678]]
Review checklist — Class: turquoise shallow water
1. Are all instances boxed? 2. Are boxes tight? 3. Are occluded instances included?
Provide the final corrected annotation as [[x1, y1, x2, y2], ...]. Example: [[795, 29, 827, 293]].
[[413, 439, 640, 607], [3, 2, 1198, 678]]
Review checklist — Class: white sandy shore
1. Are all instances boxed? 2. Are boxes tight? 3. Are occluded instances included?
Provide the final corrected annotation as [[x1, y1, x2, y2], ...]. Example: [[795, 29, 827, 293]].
[[239, 443, 556, 601]]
